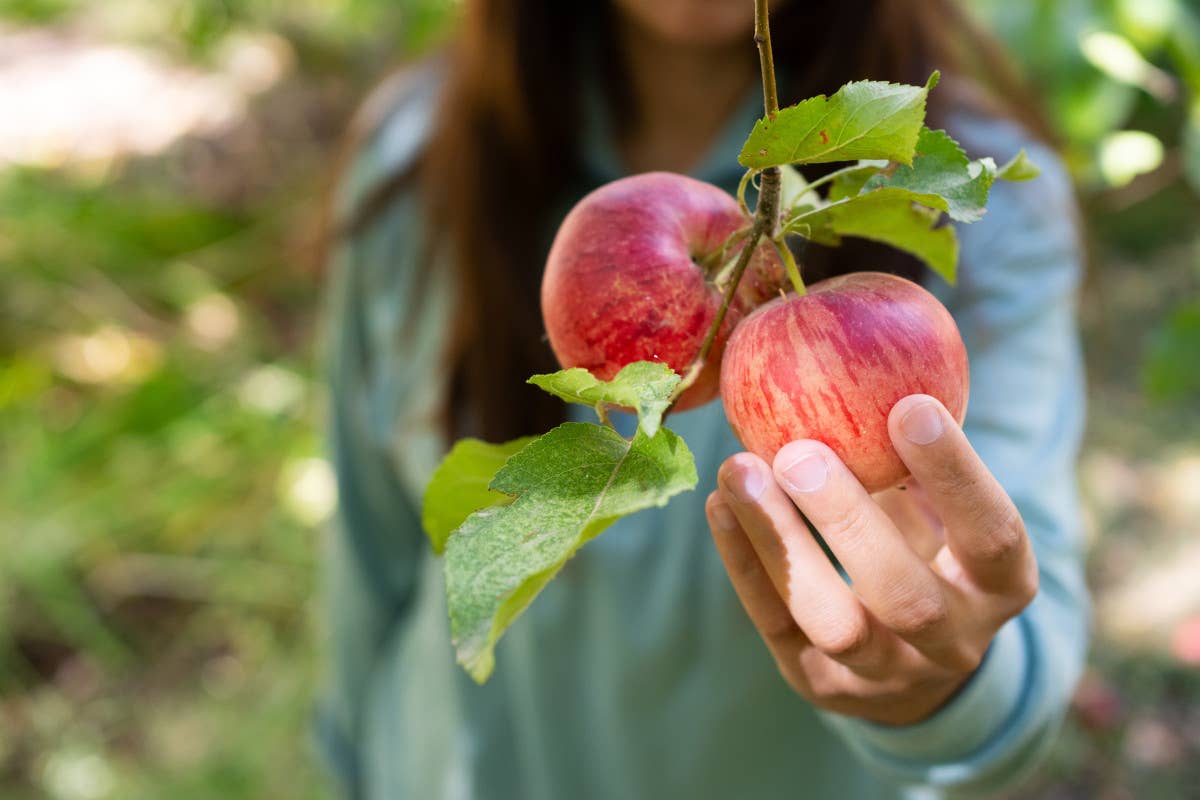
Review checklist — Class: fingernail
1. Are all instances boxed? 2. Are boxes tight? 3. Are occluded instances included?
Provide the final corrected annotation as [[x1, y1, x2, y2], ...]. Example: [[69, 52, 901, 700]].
[[780, 453, 828, 493], [730, 464, 765, 503], [709, 501, 738, 532], [900, 402, 943, 445]]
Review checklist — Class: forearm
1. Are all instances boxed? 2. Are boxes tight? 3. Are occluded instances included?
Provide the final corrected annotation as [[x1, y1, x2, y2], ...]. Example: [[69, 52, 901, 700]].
[[821, 569, 1087, 797]]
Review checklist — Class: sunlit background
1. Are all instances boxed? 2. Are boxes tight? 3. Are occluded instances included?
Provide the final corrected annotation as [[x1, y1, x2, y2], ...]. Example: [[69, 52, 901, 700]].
[[0, 0, 1197, 797]]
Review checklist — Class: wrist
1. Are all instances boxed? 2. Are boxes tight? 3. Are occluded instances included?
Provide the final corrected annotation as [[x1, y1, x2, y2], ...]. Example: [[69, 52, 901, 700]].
[[819, 618, 1030, 761], [858, 669, 973, 727]]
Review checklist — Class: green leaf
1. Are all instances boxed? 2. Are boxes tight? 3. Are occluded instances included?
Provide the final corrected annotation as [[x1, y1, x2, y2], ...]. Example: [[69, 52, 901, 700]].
[[996, 148, 1041, 182], [827, 163, 886, 201], [862, 128, 996, 223], [1144, 300, 1200, 403], [1185, 104, 1200, 195], [785, 188, 959, 283], [422, 437, 535, 554], [738, 72, 939, 169], [528, 361, 680, 437], [779, 164, 821, 213], [444, 422, 697, 682]]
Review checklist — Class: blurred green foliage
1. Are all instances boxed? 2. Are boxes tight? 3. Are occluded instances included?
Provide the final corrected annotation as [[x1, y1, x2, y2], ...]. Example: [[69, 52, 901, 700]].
[[0, 0, 457, 56], [972, 0, 1200, 405], [0, 160, 328, 796], [0, 1, 1196, 798], [0, 1, 456, 797], [974, 0, 1200, 178], [1144, 300, 1200, 401], [0, 0, 74, 23]]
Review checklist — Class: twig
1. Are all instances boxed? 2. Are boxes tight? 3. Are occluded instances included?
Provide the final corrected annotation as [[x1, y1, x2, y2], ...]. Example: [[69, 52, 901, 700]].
[[670, 0, 785, 402]]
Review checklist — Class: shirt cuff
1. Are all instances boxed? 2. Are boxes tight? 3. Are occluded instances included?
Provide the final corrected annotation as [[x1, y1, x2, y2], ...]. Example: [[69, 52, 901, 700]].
[[820, 616, 1029, 764]]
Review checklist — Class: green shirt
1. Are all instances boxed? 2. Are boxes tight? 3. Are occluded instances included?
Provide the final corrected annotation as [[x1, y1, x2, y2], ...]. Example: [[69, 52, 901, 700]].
[[317, 64, 1089, 800]]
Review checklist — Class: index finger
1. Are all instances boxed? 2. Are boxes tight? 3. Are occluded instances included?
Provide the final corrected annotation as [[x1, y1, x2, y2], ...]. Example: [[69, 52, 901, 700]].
[[887, 395, 1038, 600]]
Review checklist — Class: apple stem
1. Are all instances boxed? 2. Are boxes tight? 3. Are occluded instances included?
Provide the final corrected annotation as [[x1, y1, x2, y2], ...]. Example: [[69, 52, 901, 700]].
[[669, 0, 785, 406], [736, 168, 754, 217], [595, 403, 612, 428], [671, 171, 778, 402], [703, 169, 781, 353], [772, 235, 806, 296], [704, 225, 753, 277]]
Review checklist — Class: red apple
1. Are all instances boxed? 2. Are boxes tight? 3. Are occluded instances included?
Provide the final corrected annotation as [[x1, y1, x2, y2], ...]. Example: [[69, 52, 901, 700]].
[[541, 172, 785, 410], [719, 272, 969, 492]]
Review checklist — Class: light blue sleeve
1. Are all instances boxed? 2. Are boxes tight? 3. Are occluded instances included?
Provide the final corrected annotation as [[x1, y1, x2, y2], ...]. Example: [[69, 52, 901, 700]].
[[314, 68, 445, 794], [821, 132, 1090, 797], [316, 219, 430, 792]]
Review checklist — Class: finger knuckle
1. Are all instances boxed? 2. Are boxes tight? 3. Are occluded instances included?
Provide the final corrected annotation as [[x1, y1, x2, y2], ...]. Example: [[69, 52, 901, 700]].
[[1010, 560, 1040, 610], [813, 610, 873, 660], [891, 593, 951, 642], [775, 649, 821, 700], [725, 537, 761, 580], [973, 506, 1027, 566], [759, 607, 799, 641], [802, 666, 844, 703], [939, 643, 986, 675], [819, 502, 873, 548], [931, 458, 980, 500]]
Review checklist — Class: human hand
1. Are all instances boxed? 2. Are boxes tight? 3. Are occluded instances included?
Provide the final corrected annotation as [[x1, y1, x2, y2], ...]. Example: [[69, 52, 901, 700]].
[[706, 395, 1039, 726]]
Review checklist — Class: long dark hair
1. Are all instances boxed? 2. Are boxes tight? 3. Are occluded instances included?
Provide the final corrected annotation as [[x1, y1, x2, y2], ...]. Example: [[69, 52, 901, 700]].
[[335, 0, 1049, 444]]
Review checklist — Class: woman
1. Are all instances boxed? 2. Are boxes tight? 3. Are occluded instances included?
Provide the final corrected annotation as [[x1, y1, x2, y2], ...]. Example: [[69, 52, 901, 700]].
[[317, 1, 1089, 797]]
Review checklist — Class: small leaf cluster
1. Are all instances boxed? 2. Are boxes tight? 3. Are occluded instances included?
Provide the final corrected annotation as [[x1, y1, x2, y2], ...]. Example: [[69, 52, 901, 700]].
[[423, 364, 696, 682], [739, 72, 1038, 286]]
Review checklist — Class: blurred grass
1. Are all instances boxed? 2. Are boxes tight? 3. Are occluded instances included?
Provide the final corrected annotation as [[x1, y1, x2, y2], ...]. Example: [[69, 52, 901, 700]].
[[0, 1, 1198, 799], [0, 1, 456, 797]]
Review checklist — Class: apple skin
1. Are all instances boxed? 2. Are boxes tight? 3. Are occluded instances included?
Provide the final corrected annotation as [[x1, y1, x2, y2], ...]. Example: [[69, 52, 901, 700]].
[[719, 271, 969, 493], [541, 172, 785, 411]]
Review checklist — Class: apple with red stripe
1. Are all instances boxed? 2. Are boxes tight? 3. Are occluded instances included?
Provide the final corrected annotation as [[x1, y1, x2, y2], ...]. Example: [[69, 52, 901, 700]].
[[719, 271, 969, 493], [541, 172, 785, 411]]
